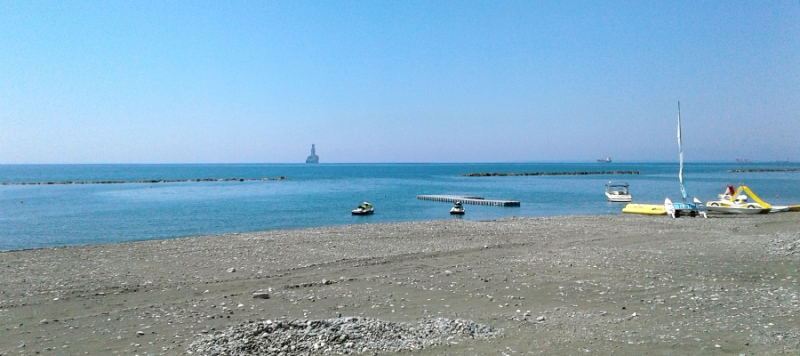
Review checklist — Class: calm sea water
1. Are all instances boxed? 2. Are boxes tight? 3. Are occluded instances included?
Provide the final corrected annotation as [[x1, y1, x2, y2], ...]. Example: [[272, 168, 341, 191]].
[[1, 162, 799, 251]]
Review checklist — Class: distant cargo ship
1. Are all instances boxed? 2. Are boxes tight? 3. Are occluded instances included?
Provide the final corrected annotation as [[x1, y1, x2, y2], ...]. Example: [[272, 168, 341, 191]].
[[306, 144, 319, 163], [597, 157, 612, 163]]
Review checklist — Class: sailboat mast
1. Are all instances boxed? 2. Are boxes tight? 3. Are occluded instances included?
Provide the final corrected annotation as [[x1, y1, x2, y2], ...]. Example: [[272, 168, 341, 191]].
[[677, 101, 687, 203]]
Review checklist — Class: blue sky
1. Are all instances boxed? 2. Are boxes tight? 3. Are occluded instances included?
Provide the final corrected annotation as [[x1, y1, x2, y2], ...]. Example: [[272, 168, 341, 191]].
[[1, 1, 798, 163]]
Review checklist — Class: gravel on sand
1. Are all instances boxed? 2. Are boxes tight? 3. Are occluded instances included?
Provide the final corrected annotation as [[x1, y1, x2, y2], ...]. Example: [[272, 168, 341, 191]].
[[1, 213, 799, 355]]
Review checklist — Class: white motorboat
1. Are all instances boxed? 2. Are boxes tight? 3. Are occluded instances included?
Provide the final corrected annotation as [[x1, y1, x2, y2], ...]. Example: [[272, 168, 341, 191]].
[[605, 182, 631, 202], [449, 201, 465, 215], [351, 201, 374, 215]]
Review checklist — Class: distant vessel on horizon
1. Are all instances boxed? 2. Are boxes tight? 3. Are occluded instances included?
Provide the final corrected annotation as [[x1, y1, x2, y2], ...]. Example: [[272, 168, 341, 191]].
[[597, 157, 612, 163], [306, 144, 319, 163]]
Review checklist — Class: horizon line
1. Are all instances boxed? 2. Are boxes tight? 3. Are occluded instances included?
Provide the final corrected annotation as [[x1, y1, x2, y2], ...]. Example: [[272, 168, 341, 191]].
[[0, 160, 795, 166]]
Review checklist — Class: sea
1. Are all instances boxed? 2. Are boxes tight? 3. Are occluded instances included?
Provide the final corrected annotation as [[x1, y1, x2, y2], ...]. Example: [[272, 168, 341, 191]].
[[1, 162, 799, 251]]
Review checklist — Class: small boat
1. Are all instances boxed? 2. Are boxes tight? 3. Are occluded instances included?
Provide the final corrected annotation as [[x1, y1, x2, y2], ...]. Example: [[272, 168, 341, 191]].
[[449, 201, 465, 215], [622, 203, 666, 215], [666, 102, 706, 218], [351, 201, 374, 215], [605, 182, 631, 202], [706, 204, 769, 215], [706, 185, 791, 213], [705, 185, 770, 214], [666, 197, 707, 218], [789, 205, 800, 212]]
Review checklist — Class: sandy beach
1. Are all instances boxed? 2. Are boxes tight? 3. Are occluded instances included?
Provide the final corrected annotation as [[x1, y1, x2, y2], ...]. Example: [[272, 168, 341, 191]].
[[1, 213, 799, 355]]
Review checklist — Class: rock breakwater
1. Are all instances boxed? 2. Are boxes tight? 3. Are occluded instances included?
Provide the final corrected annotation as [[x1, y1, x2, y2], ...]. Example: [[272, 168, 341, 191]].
[[460, 171, 640, 177], [1, 177, 286, 185], [728, 168, 800, 173]]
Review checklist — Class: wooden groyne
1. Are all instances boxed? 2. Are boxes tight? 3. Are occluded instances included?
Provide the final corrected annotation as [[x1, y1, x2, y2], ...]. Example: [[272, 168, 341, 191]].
[[460, 171, 640, 177], [0, 177, 286, 186], [417, 195, 521, 207], [728, 168, 800, 173]]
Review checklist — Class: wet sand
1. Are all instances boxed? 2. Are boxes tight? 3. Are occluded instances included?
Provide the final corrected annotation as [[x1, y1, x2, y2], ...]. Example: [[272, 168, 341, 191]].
[[1, 213, 799, 355]]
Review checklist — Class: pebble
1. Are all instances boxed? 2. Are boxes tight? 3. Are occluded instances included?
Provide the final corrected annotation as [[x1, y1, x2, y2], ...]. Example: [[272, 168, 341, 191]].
[[4, 214, 800, 355], [186, 316, 501, 355]]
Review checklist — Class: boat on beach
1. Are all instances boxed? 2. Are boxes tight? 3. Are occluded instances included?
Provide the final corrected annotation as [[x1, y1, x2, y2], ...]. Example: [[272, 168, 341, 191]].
[[622, 203, 666, 215], [705, 185, 792, 213], [351, 201, 374, 215], [706, 204, 769, 215], [666, 197, 707, 218], [705, 185, 770, 214], [666, 102, 706, 218], [605, 181, 631, 202]]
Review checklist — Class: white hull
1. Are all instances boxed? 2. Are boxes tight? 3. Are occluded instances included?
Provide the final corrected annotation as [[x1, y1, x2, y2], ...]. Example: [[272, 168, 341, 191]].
[[351, 208, 374, 215], [605, 192, 631, 202], [707, 206, 769, 215], [605, 181, 631, 202], [352, 202, 374, 215], [449, 207, 465, 215], [449, 201, 465, 215], [706, 200, 769, 214]]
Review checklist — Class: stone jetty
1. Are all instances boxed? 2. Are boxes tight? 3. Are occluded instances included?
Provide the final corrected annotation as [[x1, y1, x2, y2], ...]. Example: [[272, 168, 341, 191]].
[[460, 170, 640, 177], [1, 176, 286, 185], [728, 168, 800, 173], [417, 194, 521, 206]]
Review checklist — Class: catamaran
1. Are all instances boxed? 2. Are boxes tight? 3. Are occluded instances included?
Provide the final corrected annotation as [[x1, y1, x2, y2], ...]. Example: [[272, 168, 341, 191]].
[[665, 101, 707, 218]]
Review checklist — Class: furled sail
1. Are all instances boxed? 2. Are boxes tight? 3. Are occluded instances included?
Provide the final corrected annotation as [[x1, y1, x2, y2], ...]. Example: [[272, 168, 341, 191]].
[[677, 101, 688, 203]]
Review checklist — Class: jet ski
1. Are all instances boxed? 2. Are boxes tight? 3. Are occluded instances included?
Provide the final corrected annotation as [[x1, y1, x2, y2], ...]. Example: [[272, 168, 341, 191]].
[[449, 201, 465, 215], [351, 201, 374, 215]]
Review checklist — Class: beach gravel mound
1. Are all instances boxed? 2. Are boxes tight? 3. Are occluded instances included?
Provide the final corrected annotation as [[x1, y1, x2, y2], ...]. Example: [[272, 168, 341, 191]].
[[186, 316, 501, 356]]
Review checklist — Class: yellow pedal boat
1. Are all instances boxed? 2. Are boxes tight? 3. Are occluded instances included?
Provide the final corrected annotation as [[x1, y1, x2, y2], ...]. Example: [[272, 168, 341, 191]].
[[622, 203, 667, 215]]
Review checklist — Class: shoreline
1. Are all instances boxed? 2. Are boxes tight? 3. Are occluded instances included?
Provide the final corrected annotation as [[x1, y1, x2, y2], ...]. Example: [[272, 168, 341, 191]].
[[2, 212, 624, 253], [1, 214, 799, 355]]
